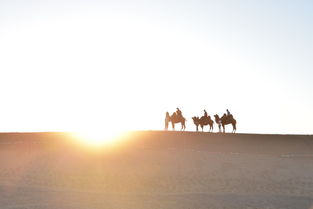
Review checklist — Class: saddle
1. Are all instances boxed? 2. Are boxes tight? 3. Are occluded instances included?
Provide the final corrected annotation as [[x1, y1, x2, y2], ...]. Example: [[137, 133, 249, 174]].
[[171, 113, 183, 121], [222, 114, 233, 121], [200, 116, 207, 121]]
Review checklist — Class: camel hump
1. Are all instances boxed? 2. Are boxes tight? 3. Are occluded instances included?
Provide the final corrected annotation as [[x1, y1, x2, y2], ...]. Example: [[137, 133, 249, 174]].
[[226, 114, 235, 121]]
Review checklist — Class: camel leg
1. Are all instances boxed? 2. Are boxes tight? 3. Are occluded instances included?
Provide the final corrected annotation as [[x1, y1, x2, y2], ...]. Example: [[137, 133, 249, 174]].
[[232, 124, 236, 133], [196, 125, 199, 132], [223, 124, 225, 133], [172, 122, 175, 131], [201, 125, 204, 132]]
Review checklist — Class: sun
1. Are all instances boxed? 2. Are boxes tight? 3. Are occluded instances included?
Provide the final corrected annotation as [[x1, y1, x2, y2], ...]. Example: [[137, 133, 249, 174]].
[[71, 128, 127, 146]]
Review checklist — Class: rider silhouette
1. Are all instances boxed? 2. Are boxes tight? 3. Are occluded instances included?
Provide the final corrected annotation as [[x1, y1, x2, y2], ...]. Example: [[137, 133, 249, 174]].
[[226, 109, 231, 116], [203, 109, 208, 118], [176, 108, 182, 117]]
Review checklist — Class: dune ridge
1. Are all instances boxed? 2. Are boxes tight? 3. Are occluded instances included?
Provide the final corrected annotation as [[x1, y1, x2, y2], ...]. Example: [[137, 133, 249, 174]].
[[0, 131, 313, 209]]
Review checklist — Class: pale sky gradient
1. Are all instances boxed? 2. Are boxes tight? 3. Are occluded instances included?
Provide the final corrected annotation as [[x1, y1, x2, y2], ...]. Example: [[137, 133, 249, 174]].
[[0, 0, 312, 134]]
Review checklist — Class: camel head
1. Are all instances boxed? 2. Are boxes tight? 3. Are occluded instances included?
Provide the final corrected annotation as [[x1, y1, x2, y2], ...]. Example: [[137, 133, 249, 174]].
[[192, 116, 200, 124]]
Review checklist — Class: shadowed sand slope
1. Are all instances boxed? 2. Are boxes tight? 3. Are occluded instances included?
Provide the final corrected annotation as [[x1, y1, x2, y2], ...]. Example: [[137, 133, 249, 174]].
[[0, 131, 313, 209]]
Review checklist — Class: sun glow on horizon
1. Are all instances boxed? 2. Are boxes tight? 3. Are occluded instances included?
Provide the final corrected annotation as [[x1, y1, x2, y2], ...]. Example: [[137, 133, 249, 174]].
[[71, 128, 129, 146]]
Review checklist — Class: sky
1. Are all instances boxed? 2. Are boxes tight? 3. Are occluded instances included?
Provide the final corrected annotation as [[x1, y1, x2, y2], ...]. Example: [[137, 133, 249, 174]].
[[0, 0, 312, 134]]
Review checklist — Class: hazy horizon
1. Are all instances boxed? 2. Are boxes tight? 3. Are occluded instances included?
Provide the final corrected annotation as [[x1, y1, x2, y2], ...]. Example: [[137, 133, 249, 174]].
[[0, 0, 312, 134]]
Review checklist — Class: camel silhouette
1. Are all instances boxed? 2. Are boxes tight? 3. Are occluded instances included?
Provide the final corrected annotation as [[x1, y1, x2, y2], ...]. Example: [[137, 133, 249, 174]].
[[168, 113, 186, 131], [192, 116, 214, 132], [214, 114, 236, 133]]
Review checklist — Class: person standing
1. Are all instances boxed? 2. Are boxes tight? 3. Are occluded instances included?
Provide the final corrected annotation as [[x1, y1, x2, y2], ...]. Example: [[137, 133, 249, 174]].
[[165, 112, 170, 130]]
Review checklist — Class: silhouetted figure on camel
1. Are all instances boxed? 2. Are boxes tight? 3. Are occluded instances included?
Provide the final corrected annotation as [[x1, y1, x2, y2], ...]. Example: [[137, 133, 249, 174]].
[[192, 111, 214, 132], [214, 110, 236, 133], [203, 109, 208, 118], [166, 108, 186, 131], [176, 108, 182, 117]]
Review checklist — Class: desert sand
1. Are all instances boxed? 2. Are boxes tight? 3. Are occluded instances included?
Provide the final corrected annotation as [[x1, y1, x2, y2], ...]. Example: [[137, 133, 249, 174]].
[[0, 131, 313, 209]]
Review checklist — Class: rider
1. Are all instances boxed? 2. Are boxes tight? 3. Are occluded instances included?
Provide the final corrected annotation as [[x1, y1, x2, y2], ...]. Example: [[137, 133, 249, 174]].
[[226, 109, 231, 116], [176, 108, 182, 117], [203, 109, 208, 118]]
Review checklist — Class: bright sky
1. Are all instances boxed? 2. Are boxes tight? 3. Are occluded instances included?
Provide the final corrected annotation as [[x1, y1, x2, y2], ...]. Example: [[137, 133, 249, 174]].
[[0, 0, 312, 134]]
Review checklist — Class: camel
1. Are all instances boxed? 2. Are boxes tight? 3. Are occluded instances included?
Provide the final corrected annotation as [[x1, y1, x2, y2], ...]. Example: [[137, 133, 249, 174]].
[[214, 114, 236, 133], [192, 116, 214, 132], [168, 113, 186, 131]]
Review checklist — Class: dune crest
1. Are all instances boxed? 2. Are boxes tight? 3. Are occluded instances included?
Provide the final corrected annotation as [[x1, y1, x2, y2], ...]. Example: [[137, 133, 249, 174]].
[[0, 131, 313, 209]]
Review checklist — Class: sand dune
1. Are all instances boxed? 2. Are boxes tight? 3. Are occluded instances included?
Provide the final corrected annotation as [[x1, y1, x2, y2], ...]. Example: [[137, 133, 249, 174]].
[[0, 131, 313, 209]]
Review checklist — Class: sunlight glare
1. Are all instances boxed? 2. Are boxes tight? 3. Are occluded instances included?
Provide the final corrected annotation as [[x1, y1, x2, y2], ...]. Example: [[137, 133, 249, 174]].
[[72, 128, 127, 146]]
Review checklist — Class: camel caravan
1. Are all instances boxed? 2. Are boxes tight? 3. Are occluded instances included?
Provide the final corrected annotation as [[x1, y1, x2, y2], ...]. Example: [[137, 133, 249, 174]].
[[165, 108, 237, 133]]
